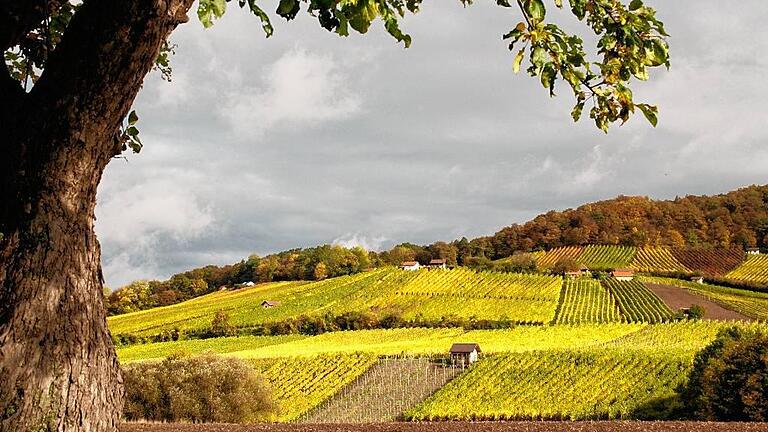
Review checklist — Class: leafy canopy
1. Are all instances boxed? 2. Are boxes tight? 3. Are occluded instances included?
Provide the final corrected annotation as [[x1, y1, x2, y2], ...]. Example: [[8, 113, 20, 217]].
[[5, 0, 669, 143]]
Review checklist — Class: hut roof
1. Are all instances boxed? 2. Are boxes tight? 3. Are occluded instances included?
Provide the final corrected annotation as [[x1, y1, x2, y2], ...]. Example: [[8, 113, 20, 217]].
[[450, 343, 481, 354]]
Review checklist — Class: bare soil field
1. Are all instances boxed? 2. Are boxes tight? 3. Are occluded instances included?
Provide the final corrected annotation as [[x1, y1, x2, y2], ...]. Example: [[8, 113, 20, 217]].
[[121, 421, 768, 432], [644, 283, 751, 320]]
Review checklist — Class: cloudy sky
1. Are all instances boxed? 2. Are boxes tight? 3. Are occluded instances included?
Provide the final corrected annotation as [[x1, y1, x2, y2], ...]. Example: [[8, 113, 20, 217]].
[[95, 1, 768, 288]]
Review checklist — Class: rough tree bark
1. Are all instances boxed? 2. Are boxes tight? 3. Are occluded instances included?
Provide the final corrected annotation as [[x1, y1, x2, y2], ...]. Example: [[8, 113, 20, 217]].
[[0, 0, 193, 430]]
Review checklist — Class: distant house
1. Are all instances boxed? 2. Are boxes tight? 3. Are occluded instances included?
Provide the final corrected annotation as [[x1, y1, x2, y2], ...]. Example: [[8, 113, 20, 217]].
[[427, 259, 447, 269], [261, 300, 281, 308], [450, 343, 481, 366], [242, 281, 256, 287], [690, 276, 704, 284], [747, 248, 761, 255], [579, 265, 591, 274], [400, 261, 421, 271], [564, 271, 582, 278], [218, 285, 228, 291], [612, 269, 635, 281]]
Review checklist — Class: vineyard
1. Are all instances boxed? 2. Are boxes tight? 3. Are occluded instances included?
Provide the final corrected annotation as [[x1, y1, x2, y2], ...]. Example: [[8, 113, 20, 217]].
[[577, 245, 636, 271], [640, 276, 768, 321], [601, 279, 673, 324], [726, 254, 768, 284], [670, 248, 744, 276], [534, 247, 583, 269], [117, 325, 645, 363], [630, 247, 690, 273], [553, 279, 622, 324], [109, 268, 565, 340], [116, 320, 768, 423], [251, 353, 378, 421], [405, 350, 690, 421], [302, 357, 462, 423]]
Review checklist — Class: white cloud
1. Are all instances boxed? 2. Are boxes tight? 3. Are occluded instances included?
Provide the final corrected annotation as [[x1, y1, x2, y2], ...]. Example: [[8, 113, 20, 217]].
[[96, 175, 214, 287], [223, 47, 362, 136], [333, 233, 388, 252]]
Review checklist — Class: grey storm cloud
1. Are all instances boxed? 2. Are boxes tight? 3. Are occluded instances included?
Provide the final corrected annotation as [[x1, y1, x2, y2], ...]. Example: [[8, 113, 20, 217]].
[[95, 1, 768, 288]]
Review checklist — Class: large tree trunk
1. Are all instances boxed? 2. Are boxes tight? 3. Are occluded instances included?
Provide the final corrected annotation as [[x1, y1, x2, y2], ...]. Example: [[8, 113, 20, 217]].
[[0, 0, 193, 430]]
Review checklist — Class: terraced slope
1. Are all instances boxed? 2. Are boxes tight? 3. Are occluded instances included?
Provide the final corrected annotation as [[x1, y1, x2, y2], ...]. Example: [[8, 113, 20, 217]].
[[303, 357, 461, 423], [601, 279, 673, 323], [578, 245, 636, 270], [631, 247, 690, 273], [554, 279, 622, 324], [251, 353, 378, 422], [670, 248, 744, 276], [406, 350, 690, 421], [726, 254, 768, 284]]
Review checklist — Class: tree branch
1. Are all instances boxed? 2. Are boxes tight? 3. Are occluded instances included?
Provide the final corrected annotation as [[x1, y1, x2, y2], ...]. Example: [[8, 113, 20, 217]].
[[29, 0, 193, 156], [0, 0, 63, 51]]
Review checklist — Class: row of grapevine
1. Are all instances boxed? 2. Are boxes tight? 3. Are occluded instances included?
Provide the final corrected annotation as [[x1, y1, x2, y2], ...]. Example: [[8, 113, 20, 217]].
[[670, 247, 745, 276], [553, 279, 622, 324], [301, 356, 462, 423], [726, 254, 768, 284], [578, 245, 636, 270], [251, 353, 377, 421], [405, 350, 690, 421], [630, 247, 690, 273], [535, 246, 583, 269], [533, 245, 755, 276], [641, 276, 768, 321], [397, 267, 562, 301], [601, 279, 673, 324]]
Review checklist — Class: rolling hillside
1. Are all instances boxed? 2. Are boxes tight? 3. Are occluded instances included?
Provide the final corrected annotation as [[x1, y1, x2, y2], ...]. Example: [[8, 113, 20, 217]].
[[108, 268, 564, 339], [113, 263, 768, 423]]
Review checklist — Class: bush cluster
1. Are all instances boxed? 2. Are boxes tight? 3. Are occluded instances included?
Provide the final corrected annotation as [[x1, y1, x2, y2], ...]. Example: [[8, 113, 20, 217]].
[[123, 354, 276, 423], [114, 310, 529, 346], [681, 327, 768, 421]]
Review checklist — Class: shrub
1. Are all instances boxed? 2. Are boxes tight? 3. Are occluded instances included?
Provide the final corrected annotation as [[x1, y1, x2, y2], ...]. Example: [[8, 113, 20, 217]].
[[123, 353, 276, 423], [681, 327, 768, 421], [210, 309, 235, 337]]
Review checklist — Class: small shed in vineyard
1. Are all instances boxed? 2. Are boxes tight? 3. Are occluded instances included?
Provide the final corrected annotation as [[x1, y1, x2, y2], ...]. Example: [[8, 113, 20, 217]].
[[449, 343, 481, 366]]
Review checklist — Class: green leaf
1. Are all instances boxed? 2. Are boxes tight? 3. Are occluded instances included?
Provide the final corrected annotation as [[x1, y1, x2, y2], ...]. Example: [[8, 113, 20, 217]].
[[636, 103, 658, 127], [198, 0, 227, 28], [555, 0, 563, 7], [525, 0, 546, 24], [513, 49, 525, 73], [531, 47, 548, 70], [629, 0, 643, 11], [569, 0, 586, 20], [277, 0, 300, 20], [571, 100, 585, 121], [128, 110, 138, 125]]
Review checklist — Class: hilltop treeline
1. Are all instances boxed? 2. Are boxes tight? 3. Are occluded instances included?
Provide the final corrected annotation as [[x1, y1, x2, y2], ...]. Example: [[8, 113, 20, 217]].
[[106, 245, 372, 315], [108, 185, 768, 315], [474, 184, 768, 260]]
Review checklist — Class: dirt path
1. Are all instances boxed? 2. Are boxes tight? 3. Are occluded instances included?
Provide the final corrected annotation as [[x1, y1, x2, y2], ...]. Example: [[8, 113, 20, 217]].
[[644, 283, 751, 321], [121, 421, 768, 432]]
